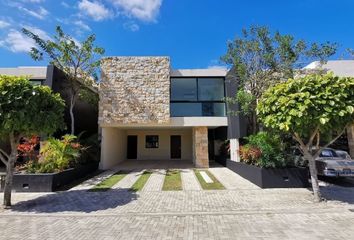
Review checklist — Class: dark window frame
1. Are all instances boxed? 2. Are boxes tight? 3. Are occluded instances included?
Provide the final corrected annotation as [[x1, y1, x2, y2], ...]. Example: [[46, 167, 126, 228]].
[[170, 77, 227, 117], [145, 135, 159, 148]]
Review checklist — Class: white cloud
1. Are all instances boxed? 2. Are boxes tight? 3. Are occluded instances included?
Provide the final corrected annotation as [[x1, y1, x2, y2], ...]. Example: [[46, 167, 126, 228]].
[[207, 65, 228, 70], [123, 22, 139, 32], [109, 0, 163, 22], [18, 6, 49, 20], [0, 20, 11, 29], [1, 30, 35, 53], [74, 20, 91, 31], [61, 1, 70, 8], [78, 0, 113, 21], [21, 0, 46, 2], [0, 26, 50, 53]]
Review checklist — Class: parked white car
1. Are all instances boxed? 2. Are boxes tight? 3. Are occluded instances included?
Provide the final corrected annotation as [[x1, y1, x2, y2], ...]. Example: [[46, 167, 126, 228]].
[[316, 148, 354, 177]]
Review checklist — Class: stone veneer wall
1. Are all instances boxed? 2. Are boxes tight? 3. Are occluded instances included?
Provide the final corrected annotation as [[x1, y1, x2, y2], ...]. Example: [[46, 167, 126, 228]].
[[99, 57, 170, 125], [193, 127, 209, 168]]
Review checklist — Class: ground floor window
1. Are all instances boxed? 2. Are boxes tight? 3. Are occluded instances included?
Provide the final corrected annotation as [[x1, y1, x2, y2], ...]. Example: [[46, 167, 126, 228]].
[[145, 135, 159, 148]]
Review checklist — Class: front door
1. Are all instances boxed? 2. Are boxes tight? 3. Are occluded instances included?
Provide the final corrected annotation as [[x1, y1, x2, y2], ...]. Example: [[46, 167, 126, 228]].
[[170, 135, 181, 159], [127, 135, 137, 159]]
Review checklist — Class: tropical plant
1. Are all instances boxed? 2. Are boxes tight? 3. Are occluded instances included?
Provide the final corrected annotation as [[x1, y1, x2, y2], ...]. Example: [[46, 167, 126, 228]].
[[239, 132, 286, 168], [0, 75, 65, 207], [22, 26, 104, 134], [257, 73, 354, 201], [221, 25, 337, 134], [27, 135, 83, 173]]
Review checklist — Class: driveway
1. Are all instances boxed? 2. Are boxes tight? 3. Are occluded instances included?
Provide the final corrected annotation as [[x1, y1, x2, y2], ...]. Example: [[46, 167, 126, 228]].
[[0, 166, 354, 239]]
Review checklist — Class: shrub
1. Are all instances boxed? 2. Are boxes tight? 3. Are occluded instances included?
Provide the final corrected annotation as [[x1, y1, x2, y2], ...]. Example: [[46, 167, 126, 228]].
[[240, 131, 287, 168], [239, 145, 262, 165], [26, 135, 83, 173]]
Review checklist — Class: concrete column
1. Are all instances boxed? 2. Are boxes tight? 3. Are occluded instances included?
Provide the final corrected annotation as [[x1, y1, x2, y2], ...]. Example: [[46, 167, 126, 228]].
[[192, 127, 209, 168], [229, 138, 240, 162], [347, 124, 354, 158], [99, 127, 126, 170]]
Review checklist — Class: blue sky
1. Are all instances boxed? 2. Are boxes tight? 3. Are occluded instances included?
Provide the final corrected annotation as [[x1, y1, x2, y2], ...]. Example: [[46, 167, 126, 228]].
[[0, 0, 353, 69]]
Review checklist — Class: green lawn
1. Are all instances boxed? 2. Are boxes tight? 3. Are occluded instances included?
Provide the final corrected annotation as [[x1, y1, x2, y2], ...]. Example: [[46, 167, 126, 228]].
[[89, 171, 127, 192], [194, 169, 225, 190], [130, 171, 152, 192], [162, 170, 182, 191]]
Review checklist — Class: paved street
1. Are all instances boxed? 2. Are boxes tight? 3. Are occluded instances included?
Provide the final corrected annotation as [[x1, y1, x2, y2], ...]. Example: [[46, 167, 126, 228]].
[[1, 166, 354, 239]]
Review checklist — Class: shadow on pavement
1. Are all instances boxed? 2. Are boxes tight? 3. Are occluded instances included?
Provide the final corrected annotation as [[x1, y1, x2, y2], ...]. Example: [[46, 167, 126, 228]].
[[10, 189, 138, 213]]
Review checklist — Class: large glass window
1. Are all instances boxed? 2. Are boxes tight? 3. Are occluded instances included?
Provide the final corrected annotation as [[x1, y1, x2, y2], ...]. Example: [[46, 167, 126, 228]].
[[170, 77, 226, 117], [171, 78, 197, 101], [198, 78, 224, 101], [171, 103, 225, 117]]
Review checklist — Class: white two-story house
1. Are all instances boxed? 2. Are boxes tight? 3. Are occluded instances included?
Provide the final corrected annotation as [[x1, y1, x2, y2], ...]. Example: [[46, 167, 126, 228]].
[[98, 57, 246, 169]]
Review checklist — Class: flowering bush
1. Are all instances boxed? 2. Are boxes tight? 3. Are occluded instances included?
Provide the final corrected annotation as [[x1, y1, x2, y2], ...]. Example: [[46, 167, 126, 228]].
[[239, 145, 262, 165], [17, 136, 40, 162]]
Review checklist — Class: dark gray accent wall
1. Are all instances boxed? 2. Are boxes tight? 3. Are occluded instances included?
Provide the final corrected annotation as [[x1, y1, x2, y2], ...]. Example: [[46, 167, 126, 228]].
[[50, 66, 98, 136], [225, 67, 248, 139]]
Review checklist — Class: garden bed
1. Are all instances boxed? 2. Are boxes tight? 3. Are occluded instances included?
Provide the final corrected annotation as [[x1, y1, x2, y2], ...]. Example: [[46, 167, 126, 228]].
[[226, 160, 309, 188], [10, 162, 99, 192]]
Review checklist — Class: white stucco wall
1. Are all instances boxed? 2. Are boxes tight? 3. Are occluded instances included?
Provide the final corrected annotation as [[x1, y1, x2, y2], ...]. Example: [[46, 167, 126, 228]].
[[100, 127, 127, 170], [125, 129, 193, 161]]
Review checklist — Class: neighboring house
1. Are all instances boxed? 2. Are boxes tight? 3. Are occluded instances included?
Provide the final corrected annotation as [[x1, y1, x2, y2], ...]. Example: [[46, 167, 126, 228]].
[[0, 65, 98, 137], [98, 57, 246, 170], [304, 60, 354, 157]]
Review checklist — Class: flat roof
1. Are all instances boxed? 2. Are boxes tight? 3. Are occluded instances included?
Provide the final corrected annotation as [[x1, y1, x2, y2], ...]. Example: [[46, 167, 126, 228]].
[[171, 68, 227, 77], [304, 60, 354, 77], [0, 66, 48, 79]]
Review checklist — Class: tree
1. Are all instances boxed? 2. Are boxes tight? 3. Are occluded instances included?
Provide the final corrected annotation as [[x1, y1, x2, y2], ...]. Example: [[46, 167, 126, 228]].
[[22, 26, 104, 134], [0, 76, 65, 207], [257, 73, 354, 201], [221, 26, 337, 134]]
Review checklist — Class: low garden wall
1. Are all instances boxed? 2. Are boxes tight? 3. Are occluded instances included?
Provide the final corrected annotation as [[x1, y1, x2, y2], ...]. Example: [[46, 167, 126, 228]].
[[7, 162, 99, 192], [226, 160, 310, 188]]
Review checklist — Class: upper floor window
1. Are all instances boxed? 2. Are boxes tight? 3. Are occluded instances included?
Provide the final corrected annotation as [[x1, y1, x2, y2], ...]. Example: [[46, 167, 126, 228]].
[[171, 78, 197, 101], [198, 78, 224, 101], [170, 77, 226, 117]]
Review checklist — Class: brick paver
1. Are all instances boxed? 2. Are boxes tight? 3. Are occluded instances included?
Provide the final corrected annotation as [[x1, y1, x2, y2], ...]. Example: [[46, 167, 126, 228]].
[[1, 166, 354, 239], [142, 169, 166, 192], [209, 166, 260, 190], [181, 169, 201, 191], [112, 170, 144, 189], [69, 170, 115, 191]]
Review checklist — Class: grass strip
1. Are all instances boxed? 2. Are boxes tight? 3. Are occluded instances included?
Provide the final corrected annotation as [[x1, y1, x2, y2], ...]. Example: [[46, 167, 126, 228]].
[[194, 169, 225, 190], [162, 169, 182, 191], [130, 171, 152, 192], [89, 171, 127, 192]]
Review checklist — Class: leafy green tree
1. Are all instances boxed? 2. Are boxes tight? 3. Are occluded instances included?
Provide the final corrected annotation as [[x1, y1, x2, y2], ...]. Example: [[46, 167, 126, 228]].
[[22, 26, 104, 134], [222, 26, 337, 133], [0, 76, 65, 207], [257, 73, 354, 201]]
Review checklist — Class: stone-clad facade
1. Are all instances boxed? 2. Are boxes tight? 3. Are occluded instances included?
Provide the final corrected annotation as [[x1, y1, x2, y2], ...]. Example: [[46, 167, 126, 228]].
[[99, 56, 170, 125]]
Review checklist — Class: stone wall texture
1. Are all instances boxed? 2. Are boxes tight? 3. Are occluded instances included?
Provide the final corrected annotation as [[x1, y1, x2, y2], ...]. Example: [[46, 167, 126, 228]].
[[99, 57, 170, 125], [193, 127, 209, 168]]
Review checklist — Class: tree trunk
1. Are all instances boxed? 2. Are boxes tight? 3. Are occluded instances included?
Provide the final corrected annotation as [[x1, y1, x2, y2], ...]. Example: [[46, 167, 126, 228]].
[[251, 111, 258, 134], [69, 94, 76, 135], [3, 133, 18, 208], [347, 124, 354, 158], [303, 151, 321, 202]]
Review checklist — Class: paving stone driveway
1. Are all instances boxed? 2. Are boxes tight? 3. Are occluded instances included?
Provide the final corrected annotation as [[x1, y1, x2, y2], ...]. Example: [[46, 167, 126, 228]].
[[1, 166, 354, 239]]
